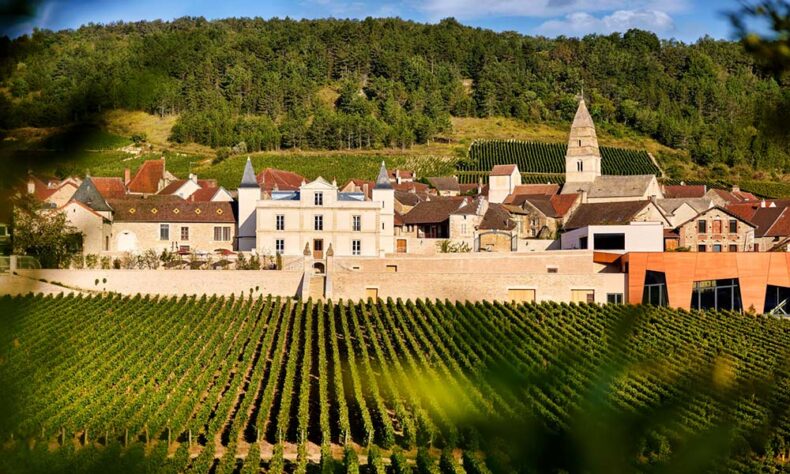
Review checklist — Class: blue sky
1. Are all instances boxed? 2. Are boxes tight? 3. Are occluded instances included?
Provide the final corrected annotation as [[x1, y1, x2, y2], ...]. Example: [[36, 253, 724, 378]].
[[2, 0, 744, 43]]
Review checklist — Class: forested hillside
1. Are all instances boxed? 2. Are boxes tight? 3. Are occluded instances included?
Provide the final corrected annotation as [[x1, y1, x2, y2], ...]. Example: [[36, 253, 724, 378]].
[[1, 17, 788, 173]]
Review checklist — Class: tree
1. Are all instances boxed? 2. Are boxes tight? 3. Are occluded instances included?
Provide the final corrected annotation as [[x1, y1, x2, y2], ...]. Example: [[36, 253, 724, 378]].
[[12, 194, 81, 268]]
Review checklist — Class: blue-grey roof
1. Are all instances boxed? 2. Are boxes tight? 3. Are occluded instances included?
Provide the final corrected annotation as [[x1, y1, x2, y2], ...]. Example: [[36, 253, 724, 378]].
[[72, 177, 113, 213], [271, 191, 300, 200], [239, 158, 259, 188], [338, 192, 365, 201], [374, 161, 392, 190]]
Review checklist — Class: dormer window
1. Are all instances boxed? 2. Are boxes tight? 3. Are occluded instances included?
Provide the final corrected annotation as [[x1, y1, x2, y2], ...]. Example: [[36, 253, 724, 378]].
[[577, 160, 583, 172], [314, 192, 323, 206]]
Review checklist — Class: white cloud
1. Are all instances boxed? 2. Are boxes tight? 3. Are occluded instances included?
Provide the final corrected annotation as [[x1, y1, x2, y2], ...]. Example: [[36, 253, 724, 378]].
[[535, 9, 675, 36], [417, 0, 688, 21]]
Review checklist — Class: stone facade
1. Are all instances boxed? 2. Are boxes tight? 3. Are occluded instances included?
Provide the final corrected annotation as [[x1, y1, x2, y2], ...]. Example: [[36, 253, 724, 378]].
[[110, 221, 235, 254], [678, 207, 755, 252]]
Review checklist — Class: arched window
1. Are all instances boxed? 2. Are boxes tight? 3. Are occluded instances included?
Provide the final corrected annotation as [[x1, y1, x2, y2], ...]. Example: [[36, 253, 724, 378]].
[[577, 160, 583, 172]]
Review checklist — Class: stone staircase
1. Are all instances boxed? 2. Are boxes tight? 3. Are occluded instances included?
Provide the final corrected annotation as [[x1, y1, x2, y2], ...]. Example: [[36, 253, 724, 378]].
[[308, 275, 325, 300]]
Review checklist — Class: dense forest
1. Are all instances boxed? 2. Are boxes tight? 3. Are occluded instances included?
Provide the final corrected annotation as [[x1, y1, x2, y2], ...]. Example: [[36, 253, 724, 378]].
[[0, 17, 788, 171]]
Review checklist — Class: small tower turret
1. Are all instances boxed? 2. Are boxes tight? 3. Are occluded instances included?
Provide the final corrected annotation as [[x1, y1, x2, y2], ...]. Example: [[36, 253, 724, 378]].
[[237, 157, 260, 251], [371, 161, 394, 255]]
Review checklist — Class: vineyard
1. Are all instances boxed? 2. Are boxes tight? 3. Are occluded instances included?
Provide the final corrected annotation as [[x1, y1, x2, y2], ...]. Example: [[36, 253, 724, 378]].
[[463, 140, 661, 176], [1, 294, 790, 473]]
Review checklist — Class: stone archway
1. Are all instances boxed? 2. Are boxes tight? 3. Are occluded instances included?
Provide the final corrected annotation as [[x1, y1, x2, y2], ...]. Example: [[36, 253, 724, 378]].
[[475, 231, 517, 252], [313, 262, 326, 274]]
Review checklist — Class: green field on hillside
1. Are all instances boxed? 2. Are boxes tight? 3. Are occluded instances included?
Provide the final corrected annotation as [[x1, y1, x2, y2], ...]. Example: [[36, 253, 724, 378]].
[[1, 294, 789, 473]]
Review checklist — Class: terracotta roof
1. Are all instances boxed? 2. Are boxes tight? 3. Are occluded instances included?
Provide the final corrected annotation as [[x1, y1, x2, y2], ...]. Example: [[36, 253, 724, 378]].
[[92, 177, 127, 199], [710, 188, 760, 204], [565, 200, 653, 230], [747, 207, 790, 238], [427, 176, 460, 193], [59, 199, 107, 220], [393, 182, 430, 194], [490, 164, 517, 176], [551, 193, 579, 217], [127, 159, 165, 194], [388, 169, 414, 179], [403, 198, 466, 225], [158, 179, 188, 195], [394, 210, 405, 227], [189, 187, 222, 202], [108, 196, 235, 223], [28, 176, 77, 201], [480, 203, 516, 231], [726, 203, 760, 222], [257, 168, 305, 192], [662, 185, 706, 199], [394, 190, 425, 207], [505, 184, 559, 200], [664, 228, 680, 238]]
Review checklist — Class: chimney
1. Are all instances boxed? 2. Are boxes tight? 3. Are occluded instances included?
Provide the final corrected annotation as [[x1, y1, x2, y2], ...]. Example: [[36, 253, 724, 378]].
[[124, 168, 131, 185], [27, 178, 35, 195], [396, 170, 402, 185], [731, 184, 740, 193], [189, 173, 197, 183], [578, 189, 588, 204], [761, 199, 766, 208], [362, 183, 369, 198]]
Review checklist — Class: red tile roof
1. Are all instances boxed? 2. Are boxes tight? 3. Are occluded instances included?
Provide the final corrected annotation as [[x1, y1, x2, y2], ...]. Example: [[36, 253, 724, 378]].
[[388, 169, 414, 179], [392, 182, 430, 194], [550, 193, 579, 217], [158, 179, 188, 195], [490, 164, 517, 176], [189, 187, 222, 202], [662, 185, 706, 198], [92, 177, 127, 199], [710, 188, 759, 204], [127, 159, 165, 194], [257, 168, 305, 192]]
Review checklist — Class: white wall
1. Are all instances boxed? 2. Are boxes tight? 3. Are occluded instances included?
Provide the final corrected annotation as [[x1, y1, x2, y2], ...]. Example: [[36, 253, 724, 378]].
[[561, 223, 664, 253]]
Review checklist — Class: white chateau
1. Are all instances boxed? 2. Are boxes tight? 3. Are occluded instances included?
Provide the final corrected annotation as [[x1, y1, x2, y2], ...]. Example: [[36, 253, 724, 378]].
[[237, 159, 395, 259]]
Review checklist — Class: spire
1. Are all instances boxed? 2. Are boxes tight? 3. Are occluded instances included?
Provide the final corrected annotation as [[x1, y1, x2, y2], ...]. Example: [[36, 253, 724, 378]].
[[374, 161, 392, 190], [566, 95, 600, 158], [571, 95, 595, 130], [239, 157, 258, 188]]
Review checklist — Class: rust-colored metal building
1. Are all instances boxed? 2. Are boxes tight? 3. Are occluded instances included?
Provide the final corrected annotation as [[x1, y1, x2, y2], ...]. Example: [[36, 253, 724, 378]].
[[614, 252, 790, 314]]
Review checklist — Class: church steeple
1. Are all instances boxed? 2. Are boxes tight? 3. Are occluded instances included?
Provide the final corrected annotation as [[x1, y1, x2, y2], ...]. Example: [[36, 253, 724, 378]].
[[564, 95, 601, 183]]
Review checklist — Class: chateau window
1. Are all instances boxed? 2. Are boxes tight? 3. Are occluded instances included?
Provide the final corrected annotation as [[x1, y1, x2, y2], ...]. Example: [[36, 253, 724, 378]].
[[275, 239, 285, 254], [352, 240, 361, 256], [104, 236, 109, 251], [729, 219, 738, 233], [712, 220, 722, 234], [314, 192, 323, 206], [712, 244, 722, 252], [697, 220, 707, 234], [276, 215, 285, 231], [180, 226, 189, 241], [352, 215, 361, 232], [729, 244, 738, 252], [576, 160, 583, 172], [697, 244, 706, 252], [314, 215, 323, 231], [159, 224, 169, 241]]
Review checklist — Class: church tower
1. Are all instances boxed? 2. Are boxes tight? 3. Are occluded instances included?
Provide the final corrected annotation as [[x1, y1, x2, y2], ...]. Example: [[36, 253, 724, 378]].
[[564, 96, 601, 183]]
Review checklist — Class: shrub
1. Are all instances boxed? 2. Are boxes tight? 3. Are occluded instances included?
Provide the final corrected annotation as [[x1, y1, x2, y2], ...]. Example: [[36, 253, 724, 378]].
[[85, 254, 99, 269], [100, 256, 111, 269]]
